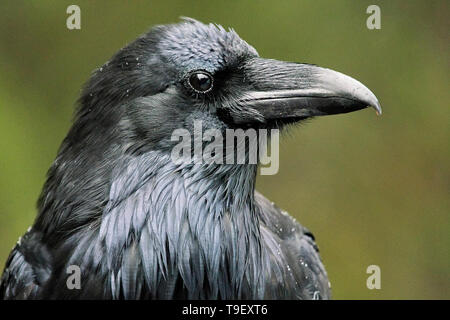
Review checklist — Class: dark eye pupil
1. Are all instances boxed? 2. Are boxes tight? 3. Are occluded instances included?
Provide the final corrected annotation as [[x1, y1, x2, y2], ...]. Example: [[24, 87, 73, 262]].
[[189, 72, 213, 92]]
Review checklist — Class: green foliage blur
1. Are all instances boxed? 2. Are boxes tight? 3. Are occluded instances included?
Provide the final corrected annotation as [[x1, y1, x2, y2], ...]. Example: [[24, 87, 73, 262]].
[[0, 0, 448, 299]]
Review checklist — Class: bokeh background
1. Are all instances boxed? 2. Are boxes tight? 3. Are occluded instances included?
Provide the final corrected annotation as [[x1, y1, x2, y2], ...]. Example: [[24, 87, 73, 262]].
[[0, 0, 448, 299]]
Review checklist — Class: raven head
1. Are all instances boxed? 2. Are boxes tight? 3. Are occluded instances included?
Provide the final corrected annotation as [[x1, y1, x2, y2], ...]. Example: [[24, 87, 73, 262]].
[[76, 18, 380, 156]]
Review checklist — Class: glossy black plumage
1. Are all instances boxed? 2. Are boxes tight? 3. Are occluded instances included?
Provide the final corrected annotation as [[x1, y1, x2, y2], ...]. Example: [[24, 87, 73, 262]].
[[1, 18, 381, 300]]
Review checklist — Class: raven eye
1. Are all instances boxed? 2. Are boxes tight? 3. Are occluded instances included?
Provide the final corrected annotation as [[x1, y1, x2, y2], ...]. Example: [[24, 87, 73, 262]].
[[188, 71, 213, 93]]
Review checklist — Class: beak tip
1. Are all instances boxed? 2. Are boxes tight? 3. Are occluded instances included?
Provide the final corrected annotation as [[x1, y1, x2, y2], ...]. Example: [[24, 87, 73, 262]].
[[372, 101, 382, 116]]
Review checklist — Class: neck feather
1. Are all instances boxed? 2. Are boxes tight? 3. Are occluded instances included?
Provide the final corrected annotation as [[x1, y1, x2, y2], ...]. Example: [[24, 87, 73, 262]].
[[97, 151, 266, 298]]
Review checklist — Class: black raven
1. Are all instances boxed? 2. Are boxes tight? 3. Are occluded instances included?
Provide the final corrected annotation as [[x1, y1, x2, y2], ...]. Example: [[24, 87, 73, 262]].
[[0, 18, 380, 299]]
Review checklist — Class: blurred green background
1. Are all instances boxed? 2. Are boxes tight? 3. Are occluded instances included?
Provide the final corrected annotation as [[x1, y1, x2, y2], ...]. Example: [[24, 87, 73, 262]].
[[0, 0, 448, 299]]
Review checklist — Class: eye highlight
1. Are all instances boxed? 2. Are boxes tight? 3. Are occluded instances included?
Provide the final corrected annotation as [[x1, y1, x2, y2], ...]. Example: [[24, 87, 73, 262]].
[[188, 71, 213, 93]]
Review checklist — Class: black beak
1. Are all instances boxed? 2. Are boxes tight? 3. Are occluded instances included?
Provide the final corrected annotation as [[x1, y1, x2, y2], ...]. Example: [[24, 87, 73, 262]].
[[236, 58, 381, 124]]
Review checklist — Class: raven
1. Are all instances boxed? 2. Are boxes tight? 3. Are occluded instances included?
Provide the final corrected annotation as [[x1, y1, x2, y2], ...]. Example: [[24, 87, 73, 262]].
[[0, 18, 381, 299]]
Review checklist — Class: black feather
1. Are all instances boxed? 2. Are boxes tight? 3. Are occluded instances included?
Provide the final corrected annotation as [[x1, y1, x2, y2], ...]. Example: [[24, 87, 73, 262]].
[[0, 18, 330, 300]]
